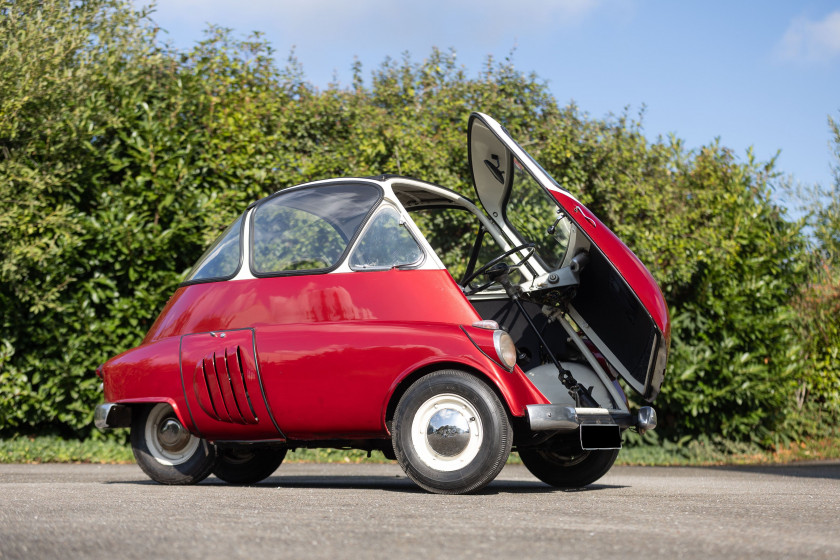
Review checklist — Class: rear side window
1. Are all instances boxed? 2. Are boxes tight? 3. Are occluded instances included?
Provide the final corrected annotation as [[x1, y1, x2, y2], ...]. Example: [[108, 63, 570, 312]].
[[185, 214, 244, 283], [349, 207, 424, 270], [251, 183, 382, 275]]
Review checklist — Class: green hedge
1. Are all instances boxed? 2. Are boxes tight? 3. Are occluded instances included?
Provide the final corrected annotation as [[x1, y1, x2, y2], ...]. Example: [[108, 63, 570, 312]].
[[1, 0, 838, 443]]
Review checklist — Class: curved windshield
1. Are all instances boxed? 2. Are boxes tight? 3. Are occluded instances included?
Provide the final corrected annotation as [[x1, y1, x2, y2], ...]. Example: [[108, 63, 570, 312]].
[[185, 214, 244, 283], [505, 158, 572, 270], [251, 183, 381, 275]]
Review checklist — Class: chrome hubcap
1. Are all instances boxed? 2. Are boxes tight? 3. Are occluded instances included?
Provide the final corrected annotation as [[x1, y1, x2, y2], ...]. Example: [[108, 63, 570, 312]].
[[145, 403, 201, 466], [426, 408, 471, 457], [158, 418, 191, 452], [410, 393, 483, 472]]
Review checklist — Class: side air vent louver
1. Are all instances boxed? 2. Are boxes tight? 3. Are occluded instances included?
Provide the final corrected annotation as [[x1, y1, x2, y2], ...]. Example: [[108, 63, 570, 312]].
[[192, 345, 258, 425]]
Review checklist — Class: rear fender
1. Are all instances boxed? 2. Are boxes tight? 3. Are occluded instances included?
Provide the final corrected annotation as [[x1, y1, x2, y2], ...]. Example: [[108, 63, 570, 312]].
[[111, 398, 193, 432], [99, 337, 196, 432]]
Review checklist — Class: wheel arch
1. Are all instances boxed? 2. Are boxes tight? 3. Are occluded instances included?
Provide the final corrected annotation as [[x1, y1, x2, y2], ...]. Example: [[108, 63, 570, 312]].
[[383, 361, 516, 432], [116, 398, 196, 433]]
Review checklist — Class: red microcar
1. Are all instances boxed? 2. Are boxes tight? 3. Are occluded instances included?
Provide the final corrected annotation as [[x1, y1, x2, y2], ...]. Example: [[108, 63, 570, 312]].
[[95, 113, 669, 494]]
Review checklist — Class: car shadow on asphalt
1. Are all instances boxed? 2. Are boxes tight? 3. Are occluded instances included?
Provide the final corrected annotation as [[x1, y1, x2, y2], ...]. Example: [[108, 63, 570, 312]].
[[267, 476, 627, 494], [712, 461, 840, 480], [110, 476, 626, 494]]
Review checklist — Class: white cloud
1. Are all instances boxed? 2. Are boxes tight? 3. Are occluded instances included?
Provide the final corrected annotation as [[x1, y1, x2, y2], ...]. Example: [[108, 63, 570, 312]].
[[778, 10, 840, 63]]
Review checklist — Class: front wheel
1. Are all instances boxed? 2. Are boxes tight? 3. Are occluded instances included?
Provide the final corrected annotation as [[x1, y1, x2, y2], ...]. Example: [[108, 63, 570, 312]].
[[130, 403, 216, 485], [392, 370, 511, 494], [213, 447, 287, 484], [519, 446, 619, 488]]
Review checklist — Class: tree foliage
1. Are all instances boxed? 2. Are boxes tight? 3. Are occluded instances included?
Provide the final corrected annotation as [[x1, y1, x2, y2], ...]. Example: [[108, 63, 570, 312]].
[[1, 0, 837, 443], [782, 114, 840, 436]]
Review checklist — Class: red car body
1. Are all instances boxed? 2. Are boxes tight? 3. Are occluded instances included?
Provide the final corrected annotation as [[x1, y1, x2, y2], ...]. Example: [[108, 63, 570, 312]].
[[96, 113, 669, 494], [105, 271, 548, 440]]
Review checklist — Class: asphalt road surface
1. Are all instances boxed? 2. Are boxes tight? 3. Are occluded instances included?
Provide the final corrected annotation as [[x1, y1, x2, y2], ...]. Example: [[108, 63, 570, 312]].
[[1, 461, 838, 559]]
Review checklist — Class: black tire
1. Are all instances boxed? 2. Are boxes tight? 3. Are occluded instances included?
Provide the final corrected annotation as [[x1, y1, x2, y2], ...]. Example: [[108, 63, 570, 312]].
[[213, 447, 287, 484], [392, 370, 511, 494], [519, 446, 619, 488], [130, 403, 216, 485]]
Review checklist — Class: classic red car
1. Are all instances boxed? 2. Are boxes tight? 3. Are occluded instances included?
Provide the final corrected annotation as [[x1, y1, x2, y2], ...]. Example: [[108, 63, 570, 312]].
[[95, 113, 669, 494]]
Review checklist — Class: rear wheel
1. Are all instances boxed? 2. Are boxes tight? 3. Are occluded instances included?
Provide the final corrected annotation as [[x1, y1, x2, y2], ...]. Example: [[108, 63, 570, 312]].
[[130, 403, 216, 485], [213, 447, 287, 484], [519, 446, 619, 488], [392, 370, 511, 494]]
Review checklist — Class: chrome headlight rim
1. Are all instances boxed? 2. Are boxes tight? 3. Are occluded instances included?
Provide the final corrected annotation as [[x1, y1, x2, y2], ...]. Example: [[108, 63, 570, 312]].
[[493, 330, 517, 371]]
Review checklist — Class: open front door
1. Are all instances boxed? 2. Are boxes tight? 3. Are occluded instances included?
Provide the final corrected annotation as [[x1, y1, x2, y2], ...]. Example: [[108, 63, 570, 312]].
[[467, 112, 669, 401]]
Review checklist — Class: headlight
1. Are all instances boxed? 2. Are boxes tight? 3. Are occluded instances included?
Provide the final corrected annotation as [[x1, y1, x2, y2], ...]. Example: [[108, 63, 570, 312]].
[[493, 330, 517, 370]]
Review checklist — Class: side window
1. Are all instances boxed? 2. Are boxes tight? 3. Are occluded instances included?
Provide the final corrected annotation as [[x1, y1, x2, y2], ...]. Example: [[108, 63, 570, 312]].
[[252, 183, 381, 275], [349, 207, 424, 270], [185, 214, 243, 283], [409, 206, 519, 287], [410, 207, 488, 280]]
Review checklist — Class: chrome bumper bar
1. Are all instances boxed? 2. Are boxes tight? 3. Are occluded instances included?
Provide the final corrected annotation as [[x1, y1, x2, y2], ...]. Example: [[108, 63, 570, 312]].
[[527, 405, 614, 431], [94, 403, 132, 429], [525, 405, 657, 450], [525, 404, 656, 449], [526, 404, 657, 432]]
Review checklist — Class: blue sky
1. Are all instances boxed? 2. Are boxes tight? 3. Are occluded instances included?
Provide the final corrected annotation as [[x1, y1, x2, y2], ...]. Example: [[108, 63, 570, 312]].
[[140, 0, 840, 209]]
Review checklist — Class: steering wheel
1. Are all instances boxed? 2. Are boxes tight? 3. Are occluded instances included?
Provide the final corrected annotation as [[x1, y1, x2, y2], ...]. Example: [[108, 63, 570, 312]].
[[461, 243, 536, 295]]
